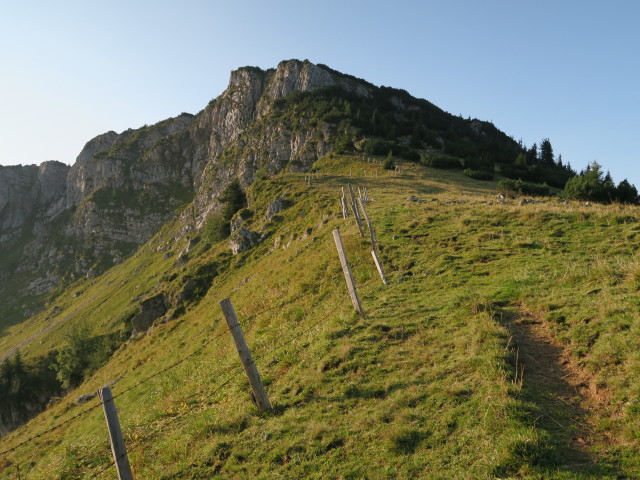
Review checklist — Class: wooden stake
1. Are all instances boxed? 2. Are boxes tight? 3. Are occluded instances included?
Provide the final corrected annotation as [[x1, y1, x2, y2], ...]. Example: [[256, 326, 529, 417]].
[[348, 184, 365, 237], [341, 196, 349, 219], [371, 250, 388, 285], [332, 228, 365, 317], [358, 198, 387, 285], [357, 197, 378, 251], [348, 184, 361, 222], [98, 386, 134, 480], [219, 298, 273, 412]]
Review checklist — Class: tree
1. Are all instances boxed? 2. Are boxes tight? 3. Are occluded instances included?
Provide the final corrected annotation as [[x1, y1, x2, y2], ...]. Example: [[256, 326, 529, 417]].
[[55, 324, 92, 389], [514, 152, 526, 166], [526, 143, 538, 165], [562, 161, 634, 203], [383, 151, 395, 170], [539, 138, 554, 166], [615, 179, 639, 204]]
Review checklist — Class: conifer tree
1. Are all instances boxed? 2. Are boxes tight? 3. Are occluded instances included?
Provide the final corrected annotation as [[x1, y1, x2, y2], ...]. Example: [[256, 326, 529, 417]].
[[540, 138, 554, 166]]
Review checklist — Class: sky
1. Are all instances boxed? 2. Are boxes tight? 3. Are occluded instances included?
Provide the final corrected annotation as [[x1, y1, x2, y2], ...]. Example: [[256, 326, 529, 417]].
[[1, 0, 639, 187]]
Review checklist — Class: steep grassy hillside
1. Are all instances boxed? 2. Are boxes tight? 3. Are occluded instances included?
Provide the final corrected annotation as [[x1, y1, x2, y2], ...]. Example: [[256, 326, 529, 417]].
[[1, 156, 639, 479]]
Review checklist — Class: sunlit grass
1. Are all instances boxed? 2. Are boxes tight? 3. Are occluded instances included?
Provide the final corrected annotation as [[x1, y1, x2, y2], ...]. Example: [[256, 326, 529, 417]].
[[1, 157, 640, 478]]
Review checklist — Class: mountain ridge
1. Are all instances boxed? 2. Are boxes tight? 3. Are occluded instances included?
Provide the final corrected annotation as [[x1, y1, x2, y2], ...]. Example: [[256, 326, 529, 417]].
[[1, 59, 526, 329]]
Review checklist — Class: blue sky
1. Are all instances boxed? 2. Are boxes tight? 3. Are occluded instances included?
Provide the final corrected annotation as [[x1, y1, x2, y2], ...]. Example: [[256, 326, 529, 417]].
[[1, 1, 639, 187]]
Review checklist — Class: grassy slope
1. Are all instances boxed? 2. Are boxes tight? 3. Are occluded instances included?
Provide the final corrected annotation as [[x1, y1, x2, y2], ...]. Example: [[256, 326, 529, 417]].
[[1, 156, 640, 479]]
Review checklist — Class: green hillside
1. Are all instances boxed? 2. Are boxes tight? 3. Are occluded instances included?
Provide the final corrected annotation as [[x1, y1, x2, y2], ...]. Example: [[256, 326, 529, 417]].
[[1, 156, 640, 479]]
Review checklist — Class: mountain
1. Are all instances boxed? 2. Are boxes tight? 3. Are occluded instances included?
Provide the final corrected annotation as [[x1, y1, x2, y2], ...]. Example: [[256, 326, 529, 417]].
[[5, 60, 635, 479], [0, 59, 537, 331]]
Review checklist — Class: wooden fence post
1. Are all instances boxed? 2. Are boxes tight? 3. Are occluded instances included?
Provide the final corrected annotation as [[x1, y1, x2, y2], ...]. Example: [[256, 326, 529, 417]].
[[371, 250, 388, 285], [98, 386, 134, 480], [357, 197, 388, 285], [357, 197, 377, 251], [340, 187, 349, 218], [333, 228, 365, 317], [343, 197, 349, 219], [219, 298, 273, 412], [348, 184, 365, 237]]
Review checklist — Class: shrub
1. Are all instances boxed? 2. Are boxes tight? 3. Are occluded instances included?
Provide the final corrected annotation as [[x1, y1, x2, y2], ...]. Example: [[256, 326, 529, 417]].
[[497, 178, 550, 197], [202, 214, 230, 243], [420, 153, 462, 169], [562, 162, 638, 204], [463, 169, 494, 180], [202, 179, 248, 243], [383, 151, 395, 170]]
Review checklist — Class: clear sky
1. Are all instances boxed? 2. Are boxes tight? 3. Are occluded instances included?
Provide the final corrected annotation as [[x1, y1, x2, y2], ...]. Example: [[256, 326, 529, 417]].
[[1, 1, 639, 187]]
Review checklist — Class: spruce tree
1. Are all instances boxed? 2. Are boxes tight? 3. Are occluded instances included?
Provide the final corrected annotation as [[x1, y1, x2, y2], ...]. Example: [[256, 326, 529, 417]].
[[540, 138, 554, 166]]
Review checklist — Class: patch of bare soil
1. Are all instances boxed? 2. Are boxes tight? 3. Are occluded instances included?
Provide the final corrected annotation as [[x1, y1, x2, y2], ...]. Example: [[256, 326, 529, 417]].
[[505, 309, 619, 474]]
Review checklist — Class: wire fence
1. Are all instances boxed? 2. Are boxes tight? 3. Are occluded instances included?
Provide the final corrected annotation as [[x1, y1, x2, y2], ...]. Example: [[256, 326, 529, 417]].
[[0, 186, 387, 479]]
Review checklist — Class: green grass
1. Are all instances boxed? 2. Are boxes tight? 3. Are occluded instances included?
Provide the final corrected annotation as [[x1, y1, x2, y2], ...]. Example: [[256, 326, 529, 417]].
[[1, 157, 639, 478]]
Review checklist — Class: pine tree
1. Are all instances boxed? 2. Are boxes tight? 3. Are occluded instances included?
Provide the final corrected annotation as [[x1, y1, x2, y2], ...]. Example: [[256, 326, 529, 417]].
[[540, 138, 554, 166], [526, 143, 538, 165]]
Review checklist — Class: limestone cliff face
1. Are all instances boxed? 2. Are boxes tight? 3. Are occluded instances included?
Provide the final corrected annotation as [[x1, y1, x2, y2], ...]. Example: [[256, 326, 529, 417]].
[[65, 113, 195, 208], [187, 59, 371, 227], [0, 161, 69, 233], [0, 59, 370, 323]]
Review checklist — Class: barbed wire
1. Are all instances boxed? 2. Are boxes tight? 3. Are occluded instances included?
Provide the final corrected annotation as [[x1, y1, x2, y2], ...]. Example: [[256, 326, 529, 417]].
[[0, 223, 385, 477], [90, 297, 347, 478], [0, 401, 103, 457]]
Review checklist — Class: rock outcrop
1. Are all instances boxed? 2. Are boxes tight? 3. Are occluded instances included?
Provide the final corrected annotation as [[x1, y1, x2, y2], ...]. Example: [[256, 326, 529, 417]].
[[0, 161, 69, 232], [5, 58, 489, 326]]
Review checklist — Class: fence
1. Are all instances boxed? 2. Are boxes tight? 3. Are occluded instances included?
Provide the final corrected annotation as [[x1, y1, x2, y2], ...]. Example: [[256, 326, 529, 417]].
[[0, 178, 388, 479]]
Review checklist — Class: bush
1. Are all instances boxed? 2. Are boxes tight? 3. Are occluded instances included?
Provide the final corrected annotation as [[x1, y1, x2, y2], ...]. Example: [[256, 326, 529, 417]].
[[401, 149, 420, 162], [383, 151, 395, 170], [202, 214, 230, 243], [463, 169, 494, 180], [55, 325, 120, 389], [362, 138, 396, 156], [497, 178, 550, 197], [202, 179, 248, 243], [420, 153, 462, 169], [562, 162, 638, 204]]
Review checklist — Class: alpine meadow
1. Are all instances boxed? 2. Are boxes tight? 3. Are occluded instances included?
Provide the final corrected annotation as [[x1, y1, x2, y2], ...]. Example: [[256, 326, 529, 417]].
[[1, 60, 640, 479]]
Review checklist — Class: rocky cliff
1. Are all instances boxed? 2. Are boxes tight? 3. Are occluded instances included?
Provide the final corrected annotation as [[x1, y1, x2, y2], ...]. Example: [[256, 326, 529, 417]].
[[0, 60, 368, 326], [0, 59, 522, 328]]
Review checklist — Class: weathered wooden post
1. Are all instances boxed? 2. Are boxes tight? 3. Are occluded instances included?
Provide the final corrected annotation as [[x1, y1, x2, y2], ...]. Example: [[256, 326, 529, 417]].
[[341, 197, 349, 219], [357, 198, 388, 285], [98, 386, 134, 480], [347, 184, 364, 237], [332, 228, 365, 317], [341, 187, 349, 218], [358, 197, 377, 250], [371, 250, 388, 285], [219, 298, 273, 412]]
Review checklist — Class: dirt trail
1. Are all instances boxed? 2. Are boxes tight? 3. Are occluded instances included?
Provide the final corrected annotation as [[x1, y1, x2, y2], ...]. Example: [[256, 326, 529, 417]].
[[505, 311, 616, 472]]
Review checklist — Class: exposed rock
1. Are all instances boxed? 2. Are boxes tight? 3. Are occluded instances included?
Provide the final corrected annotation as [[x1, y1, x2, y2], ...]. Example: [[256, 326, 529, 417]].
[[265, 197, 292, 220], [0, 59, 402, 328], [130, 293, 168, 334], [75, 393, 96, 404], [0, 161, 69, 231], [229, 227, 260, 254]]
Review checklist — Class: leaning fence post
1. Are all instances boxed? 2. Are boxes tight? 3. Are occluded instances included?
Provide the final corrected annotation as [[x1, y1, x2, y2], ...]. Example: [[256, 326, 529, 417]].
[[332, 228, 365, 317], [348, 184, 365, 237], [219, 298, 273, 412], [98, 386, 134, 480], [357, 197, 388, 285]]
